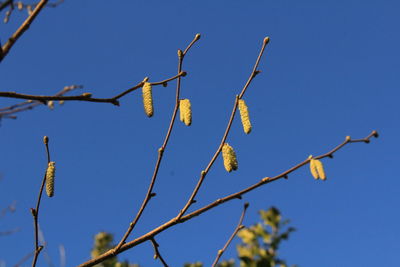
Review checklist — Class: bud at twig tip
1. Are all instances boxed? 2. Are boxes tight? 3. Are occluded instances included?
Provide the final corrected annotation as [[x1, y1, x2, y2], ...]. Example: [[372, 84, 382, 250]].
[[43, 136, 49, 145], [195, 33, 201, 40], [177, 49, 183, 58], [345, 136, 351, 141], [264, 37, 270, 44], [372, 130, 379, 138]]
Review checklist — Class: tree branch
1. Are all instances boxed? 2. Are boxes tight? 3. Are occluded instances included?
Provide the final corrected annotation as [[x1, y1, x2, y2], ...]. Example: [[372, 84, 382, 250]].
[[150, 238, 169, 267], [176, 37, 270, 220], [31, 136, 51, 267], [77, 130, 378, 267], [211, 203, 248, 267], [1, 0, 48, 62], [0, 72, 185, 106], [112, 34, 200, 254]]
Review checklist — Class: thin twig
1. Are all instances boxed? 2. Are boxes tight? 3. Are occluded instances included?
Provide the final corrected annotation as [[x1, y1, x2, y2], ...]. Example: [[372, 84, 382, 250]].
[[211, 203, 248, 267], [176, 37, 270, 220], [112, 34, 200, 254], [13, 250, 35, 267], [1, 0, 48, 62], [0, 72, 185, 106], [150, 238, 169, 267], [31, 136, 51, 267], [77, 130, 378, 267], [0, 0, 12, 12]]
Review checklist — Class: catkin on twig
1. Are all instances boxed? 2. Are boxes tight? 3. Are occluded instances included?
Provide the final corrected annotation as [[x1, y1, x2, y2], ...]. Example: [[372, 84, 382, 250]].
[[222, 143, 238, 172], [308, 155, 326, 180], [142, 82, 153, 117], [238, 99, 252, 134], [46, 161, 56, 197], [179, 99, 192, 126]]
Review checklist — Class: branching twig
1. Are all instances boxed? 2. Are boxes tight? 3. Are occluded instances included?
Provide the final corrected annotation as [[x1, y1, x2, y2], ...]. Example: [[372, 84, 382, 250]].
[[0, 72, 185, 106], [176, 37, 270, 220], [31, 136, 51, 267], [0, 85, 81, 119], [211, 203, 248, 267], [77, 130, 378, 267], [1, 0, 48, 62], [112, 34, 200, 254], [150, 238, 169, 267]]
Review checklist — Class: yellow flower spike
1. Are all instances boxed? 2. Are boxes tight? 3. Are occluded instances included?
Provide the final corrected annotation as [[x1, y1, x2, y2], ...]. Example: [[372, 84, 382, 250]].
[[222, 143, 238, 172], [238, 99, 252, 134], [142, 82, 153, 117], [179, 99, 192, 126], [46, 161, 56, 197], [308, 155, 319, 180], [314, 159, 326, 181]]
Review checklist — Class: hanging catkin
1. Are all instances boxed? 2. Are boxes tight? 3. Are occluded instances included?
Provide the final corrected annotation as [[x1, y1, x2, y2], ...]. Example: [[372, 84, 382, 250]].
[[238, 99, 252, 134], [308, 155, 326, 180], [179, 99, 192, 126], [222, 143, 238, 172], [46, 161, 56, 197], [142, 82, 153, 117]]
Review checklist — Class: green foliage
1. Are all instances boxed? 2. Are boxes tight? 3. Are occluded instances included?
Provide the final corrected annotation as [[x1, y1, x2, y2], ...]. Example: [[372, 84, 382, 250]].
[[91, 232, 139, 267], [235, 207, 296, 267]]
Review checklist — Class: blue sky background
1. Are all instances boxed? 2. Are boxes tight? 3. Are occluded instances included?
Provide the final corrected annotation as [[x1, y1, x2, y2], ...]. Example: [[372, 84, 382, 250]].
[[0, 0, 398, 266]]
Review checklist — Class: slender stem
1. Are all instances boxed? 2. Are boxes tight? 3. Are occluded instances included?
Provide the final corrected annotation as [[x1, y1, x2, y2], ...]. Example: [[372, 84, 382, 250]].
[[0, 72, 186, 106], [0, 0, 13, 12], [77, 130, 378, 267], [13, 249, 35, 267], [150, 238, 169, 267], [211, 203, 248, 267], [31, 138, 51, 267], [176, 37, 270, 220], [1, 0, 48, 62], [112, 35, 200, 254]]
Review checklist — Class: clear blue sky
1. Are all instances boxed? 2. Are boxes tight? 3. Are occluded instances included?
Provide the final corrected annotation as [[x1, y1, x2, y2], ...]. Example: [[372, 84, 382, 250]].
[[0, 0, 398, 266]]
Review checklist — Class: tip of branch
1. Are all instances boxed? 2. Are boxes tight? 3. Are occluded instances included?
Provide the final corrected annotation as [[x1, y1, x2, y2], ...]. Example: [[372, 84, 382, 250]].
[[372, 130, 379, 138], [195, 33, 201, 41], [263, 36, 270, 44], [244, 202, 249, 209], [43, 136, 49, 145], [180, 71, 187, 77]]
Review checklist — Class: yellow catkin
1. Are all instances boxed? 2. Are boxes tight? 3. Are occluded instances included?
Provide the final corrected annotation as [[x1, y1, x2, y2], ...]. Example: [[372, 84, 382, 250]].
[[179, 99, 192, 126], [142, 82, 153, 117], [46, 161, 56, 197], [309, 156, 319, 180], [238, 99, 252, 134], [314, 159, 326, 180], [222, 143, 238, 172]]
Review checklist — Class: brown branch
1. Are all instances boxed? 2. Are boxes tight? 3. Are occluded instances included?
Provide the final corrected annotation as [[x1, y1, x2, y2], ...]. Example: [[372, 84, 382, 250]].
[[77, 130, 378, 267], [0, 85, 81, 120], [31, 136, 51, 267], [176, 37, 270, 220], [0, 72, 185, 106], [1, 0, 48, 62], [211, 203, 248, 267], [0, 0, 13, 12], [112, 34, 200, 254], [150, 238, 169, 267]]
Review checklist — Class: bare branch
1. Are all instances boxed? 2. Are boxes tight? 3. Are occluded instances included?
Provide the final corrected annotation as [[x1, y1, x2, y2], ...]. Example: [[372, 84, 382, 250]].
[[112, 34, 199, 254], [211, 203, 248, 267], [13, 250, 35, 267], [77, 130, 378, 267], [150, 238, 169, 267], [1, 0, 48, 62]]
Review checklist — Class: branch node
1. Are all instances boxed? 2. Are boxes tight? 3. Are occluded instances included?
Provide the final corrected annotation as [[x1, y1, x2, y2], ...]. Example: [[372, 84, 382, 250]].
[[328, 154, 334, 159], [162, 82, 168, 87], [283, 175, 288, 180], [150, 192, 157, 198]]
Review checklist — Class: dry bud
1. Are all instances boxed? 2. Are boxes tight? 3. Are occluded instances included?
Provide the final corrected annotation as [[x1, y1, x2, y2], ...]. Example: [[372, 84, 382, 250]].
[[46, 162, 56, 197], [47, 101, 54, 110], [82, 92, 92, 97], [195, 33, 201, 40], [59, 100, 65, 105], [179, 99, 192, 126], [43, 136, 49, 145], [222, 143, 238, 172], [17, 2, 23, 10], [142, 82, 153, 117], [238, 99, 252, 134]]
